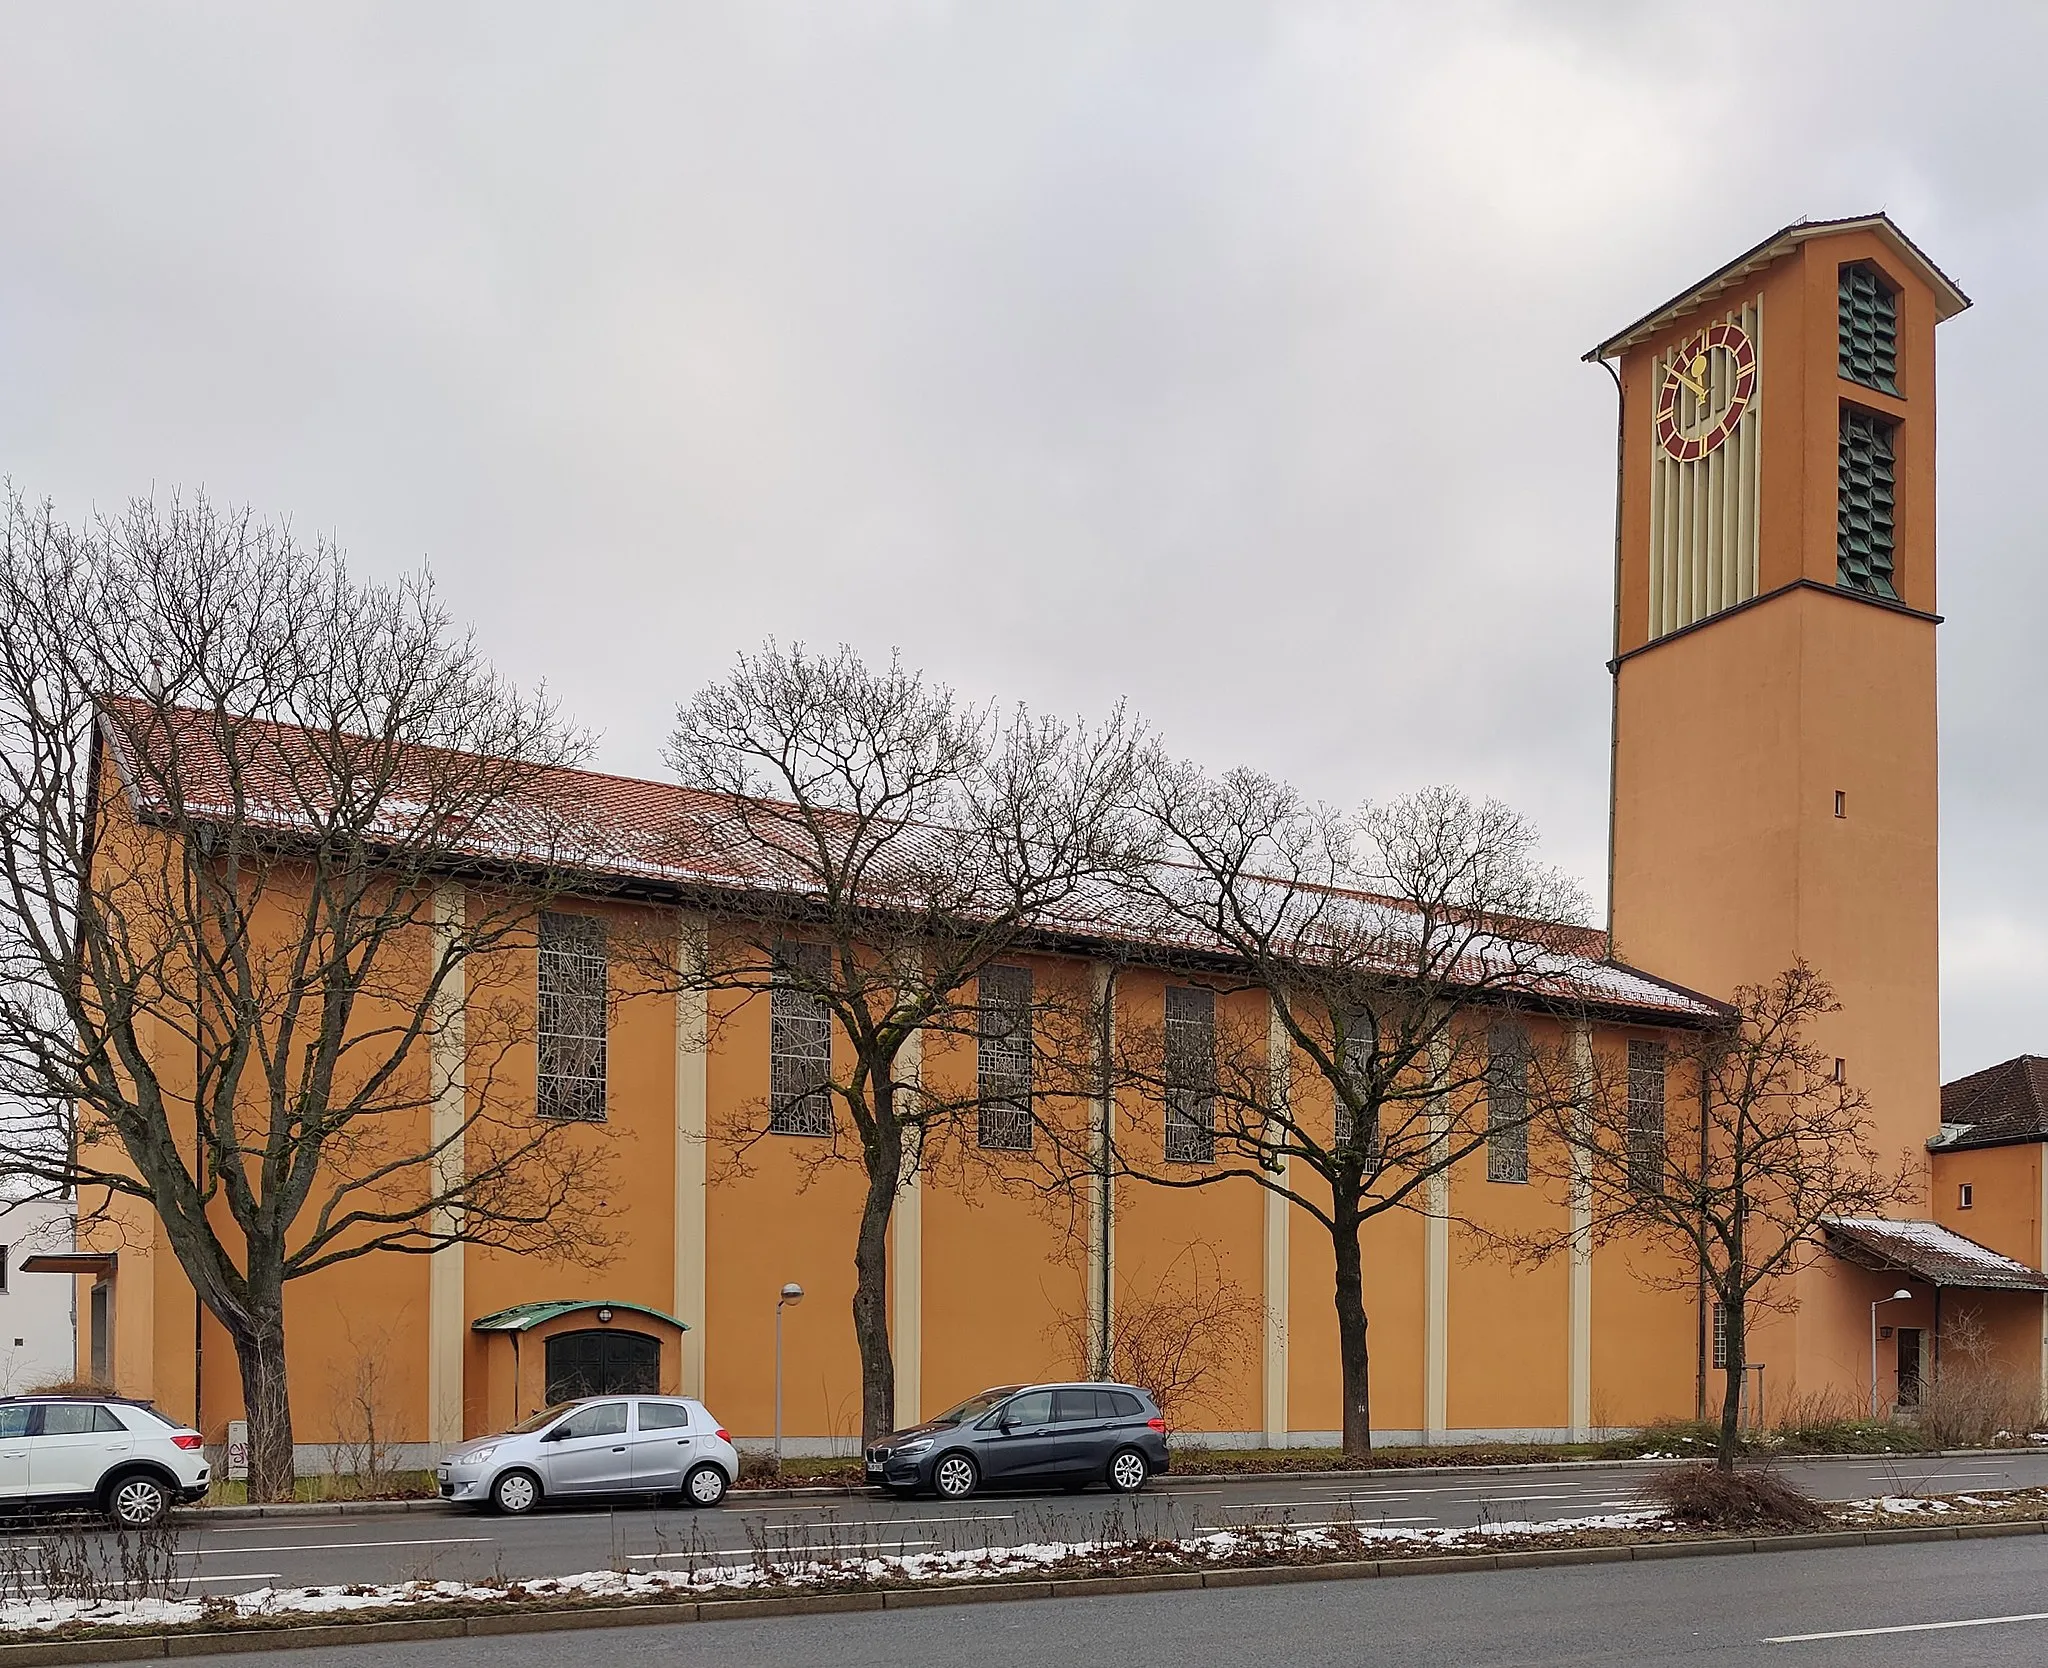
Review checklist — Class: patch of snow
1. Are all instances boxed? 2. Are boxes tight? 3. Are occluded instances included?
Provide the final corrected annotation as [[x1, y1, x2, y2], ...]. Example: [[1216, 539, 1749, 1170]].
[[0, 1510, 1671, 1636]]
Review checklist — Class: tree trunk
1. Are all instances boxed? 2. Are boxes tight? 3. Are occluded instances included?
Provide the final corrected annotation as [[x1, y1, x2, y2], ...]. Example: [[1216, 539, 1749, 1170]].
[[1333, 1210, 1372, 1463], [229, 1299, 295, 1503], [853, 1119, 901, 1444], [1716, 1298, 1745, 1474]]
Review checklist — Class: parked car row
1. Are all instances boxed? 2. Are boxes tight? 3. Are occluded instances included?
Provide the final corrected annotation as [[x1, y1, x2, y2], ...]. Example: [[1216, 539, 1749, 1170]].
[[0, 1378, 1163, 1525]]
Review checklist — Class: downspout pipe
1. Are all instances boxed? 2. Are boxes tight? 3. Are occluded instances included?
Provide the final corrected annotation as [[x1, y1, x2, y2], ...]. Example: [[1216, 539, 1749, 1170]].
[[1097, 966, 1118, 1381], [1597, 355, 1626, 962]]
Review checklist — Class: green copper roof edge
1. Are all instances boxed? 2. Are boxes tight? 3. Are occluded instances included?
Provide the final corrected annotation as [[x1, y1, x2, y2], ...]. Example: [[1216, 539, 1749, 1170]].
[[471, 1299, 691, 1333]]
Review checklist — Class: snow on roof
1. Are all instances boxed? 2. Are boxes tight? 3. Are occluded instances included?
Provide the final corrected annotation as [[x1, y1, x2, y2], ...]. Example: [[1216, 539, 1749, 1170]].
[[1822, 1218, 2048, 1292], [95, 699, 1726, 1027]]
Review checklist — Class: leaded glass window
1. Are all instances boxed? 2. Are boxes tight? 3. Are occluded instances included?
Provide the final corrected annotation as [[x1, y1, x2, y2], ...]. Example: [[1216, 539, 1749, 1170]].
[[1164, 985, 1216, 1165], [976, 964, 1034, 1151], [1627, 1039, 1667, 1197], [1838, 407, 1899, 599], [769, 941, 834, 1136], [1838, 263, 1899, 394], [1485, 1023, 1529, 1184], [1332, 1009, 1379, 1160], [537, 911, 606, 1121]]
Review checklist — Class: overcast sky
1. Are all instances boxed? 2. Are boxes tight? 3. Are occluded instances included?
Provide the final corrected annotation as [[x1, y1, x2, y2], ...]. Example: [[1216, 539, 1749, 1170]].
[[1, 2, 2042, 1077]]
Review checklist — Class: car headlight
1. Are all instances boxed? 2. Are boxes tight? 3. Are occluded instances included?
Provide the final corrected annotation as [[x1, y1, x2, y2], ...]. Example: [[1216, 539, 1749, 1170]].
[[896, 1438, 932, 1455], [463, 1444, 498, 1465]]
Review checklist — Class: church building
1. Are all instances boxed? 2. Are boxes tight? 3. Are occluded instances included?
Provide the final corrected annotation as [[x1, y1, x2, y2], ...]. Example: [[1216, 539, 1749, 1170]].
[[51, 215, 2048, 1465]]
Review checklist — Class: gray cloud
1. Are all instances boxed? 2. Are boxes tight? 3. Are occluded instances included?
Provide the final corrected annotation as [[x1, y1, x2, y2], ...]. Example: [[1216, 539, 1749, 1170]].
[[1, 0, 2042, 1074]]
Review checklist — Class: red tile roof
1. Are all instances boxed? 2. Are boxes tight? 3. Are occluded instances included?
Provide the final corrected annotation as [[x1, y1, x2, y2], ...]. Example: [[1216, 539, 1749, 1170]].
[[94, 699, 1726, 1026], [1934, 1056, 2048, 1150], [1822, 1218, 2048, 1293]]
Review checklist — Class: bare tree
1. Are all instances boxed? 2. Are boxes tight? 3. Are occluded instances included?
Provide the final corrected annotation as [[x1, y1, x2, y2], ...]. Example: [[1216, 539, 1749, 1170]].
[[1047, 1240, 1256, 1434], [0, 490, 616, 1499], [1106, 766, 1599, 1461], [1525, 963, 1916, 1471], [664, 642, 1150, 1442]]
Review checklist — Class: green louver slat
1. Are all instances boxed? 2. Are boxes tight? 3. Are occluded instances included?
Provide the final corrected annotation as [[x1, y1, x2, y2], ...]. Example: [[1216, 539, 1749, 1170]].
[[1838, 407, 1898, 600], [1839, 263, 1900, 394]]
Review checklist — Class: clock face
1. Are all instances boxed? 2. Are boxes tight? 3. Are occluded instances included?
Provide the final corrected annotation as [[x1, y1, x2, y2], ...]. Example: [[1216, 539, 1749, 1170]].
[[1655, 321, 1757, 461]]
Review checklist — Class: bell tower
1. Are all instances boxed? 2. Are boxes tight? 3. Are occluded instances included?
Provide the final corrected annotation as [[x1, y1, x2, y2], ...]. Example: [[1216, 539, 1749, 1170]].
[[1592, 216, 1970, 1392]]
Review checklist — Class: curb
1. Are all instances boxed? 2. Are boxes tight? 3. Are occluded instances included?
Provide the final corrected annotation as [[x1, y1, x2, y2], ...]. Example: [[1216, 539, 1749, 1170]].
[[16, 1515, 2048, 1664], [171, 1445, 2045, 1521]]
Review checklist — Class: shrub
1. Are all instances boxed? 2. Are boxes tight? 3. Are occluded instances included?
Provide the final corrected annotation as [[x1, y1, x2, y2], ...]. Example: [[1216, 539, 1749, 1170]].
[[1639, 1463, 1827, 1531], [1910, 1307, 2045, 1449]]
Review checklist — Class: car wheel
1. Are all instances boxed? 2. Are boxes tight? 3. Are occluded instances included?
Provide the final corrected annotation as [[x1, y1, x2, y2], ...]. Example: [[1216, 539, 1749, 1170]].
[[1106, 1448, 1149, 1494], [105, 1471, 172, 1529], [684, 1463, 728, 1507], [491, 1469, 543, 1515], [932, 1453, 979, 1500]]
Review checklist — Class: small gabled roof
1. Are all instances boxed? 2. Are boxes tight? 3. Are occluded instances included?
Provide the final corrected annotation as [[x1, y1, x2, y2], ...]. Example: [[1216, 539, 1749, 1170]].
[[471, 1300, 690, 1334], [1586, 213, 1971, 363], [1822, 1218, 2048, 1293], [1931, 1055, 2048, 1151]]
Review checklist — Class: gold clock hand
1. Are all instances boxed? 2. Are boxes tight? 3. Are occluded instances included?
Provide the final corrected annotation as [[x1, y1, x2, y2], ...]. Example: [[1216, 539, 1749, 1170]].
[[1668, 362, 1710, 401]]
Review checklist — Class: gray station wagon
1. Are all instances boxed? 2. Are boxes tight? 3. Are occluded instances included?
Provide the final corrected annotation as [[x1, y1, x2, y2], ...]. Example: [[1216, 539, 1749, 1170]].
[[865, 1382, 1169, 1499]]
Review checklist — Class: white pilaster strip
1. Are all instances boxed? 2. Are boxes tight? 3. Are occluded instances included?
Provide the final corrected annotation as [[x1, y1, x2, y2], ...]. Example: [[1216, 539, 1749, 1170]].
[[427, 883, 467, 1451], [891, 1025, 924, 1425], [1263, 995, 1290, 1447], [1569, 1021, 1595, 1441], [1423, 1036, 1450, 1443], [674, 913, 710, 1398], [1087, 963, 1115, 1378]]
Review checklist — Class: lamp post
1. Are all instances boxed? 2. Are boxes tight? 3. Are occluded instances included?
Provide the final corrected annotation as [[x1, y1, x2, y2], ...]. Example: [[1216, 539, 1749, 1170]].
[[774, 1282, 805, 1471], [1870, 1288, 1913, 1418]]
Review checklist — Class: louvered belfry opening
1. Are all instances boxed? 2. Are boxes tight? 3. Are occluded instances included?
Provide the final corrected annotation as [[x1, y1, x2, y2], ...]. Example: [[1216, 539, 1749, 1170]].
[[1648, 297, 1763, 641], [1838, 262, 1900, 394], [1838, 406, 1899, 599]]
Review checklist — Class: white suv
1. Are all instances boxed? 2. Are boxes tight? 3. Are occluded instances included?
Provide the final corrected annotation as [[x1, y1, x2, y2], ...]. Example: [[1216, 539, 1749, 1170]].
[[438, 1395, 740, 1514], [0, 1396, 210, 1526]]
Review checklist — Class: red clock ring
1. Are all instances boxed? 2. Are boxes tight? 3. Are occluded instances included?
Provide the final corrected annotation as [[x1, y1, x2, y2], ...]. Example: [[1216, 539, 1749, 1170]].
[[1654, 321, 1756, 461]]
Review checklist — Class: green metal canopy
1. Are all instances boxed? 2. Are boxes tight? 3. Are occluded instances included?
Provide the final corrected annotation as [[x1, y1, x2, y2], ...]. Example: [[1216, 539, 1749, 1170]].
[[470, 1300, 690, 1333]]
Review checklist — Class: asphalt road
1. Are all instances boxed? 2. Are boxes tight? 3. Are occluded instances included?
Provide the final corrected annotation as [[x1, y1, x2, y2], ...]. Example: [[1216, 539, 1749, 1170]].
[[51, 1448, 2048, 1594], [169, 1532, 2048, 1666]]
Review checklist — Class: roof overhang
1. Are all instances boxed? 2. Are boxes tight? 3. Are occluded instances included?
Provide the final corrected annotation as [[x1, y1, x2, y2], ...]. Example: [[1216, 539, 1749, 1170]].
[[1586, 213, 1972, 363], [1821, 1219, 2048, 1294], [19, 1253, 117, 1279], [471, 1300, 690, 1334]]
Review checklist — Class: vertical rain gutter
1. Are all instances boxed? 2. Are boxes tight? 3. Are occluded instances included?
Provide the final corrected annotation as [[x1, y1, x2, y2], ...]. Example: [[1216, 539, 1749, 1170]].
[[1597, 355, 1626, 961]]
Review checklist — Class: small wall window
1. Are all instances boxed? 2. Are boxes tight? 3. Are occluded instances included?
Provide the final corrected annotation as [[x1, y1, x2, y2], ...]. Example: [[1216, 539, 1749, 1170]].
[[0, 1244, 8, 1294], [1958, 1183, 1974, 1210], [1627, 1039, 1667, 1197], [1711, 1300, 1729, 1371], [1834, 791, 1846, 818], [537, 911, 607, 1121], [1838, 406, 1899, 600], [1485, 1023, 1530, 1185], [976, 964, 1034, 1151], [769, 942, 834, 1136], [1164, 986, 1217, 1165], [1838, 262, 1900, 395]]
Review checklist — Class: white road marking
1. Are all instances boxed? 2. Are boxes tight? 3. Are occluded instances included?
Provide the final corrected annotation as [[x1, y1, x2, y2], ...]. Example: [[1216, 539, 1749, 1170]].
[[180, 1536, 493, 1557], [1767, 1610, 2048, 1643]]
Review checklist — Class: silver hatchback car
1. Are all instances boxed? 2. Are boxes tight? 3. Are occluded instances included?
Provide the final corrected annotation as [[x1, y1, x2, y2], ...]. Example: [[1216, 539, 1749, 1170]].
[[437, 1395, 740, 1514]]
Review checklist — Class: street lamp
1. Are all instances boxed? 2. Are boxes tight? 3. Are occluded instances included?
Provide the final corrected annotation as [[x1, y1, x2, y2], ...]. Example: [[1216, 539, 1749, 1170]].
[[1870, 1288, 1913, 1418], [774, 1282, 805, 1471]]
